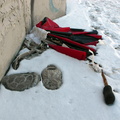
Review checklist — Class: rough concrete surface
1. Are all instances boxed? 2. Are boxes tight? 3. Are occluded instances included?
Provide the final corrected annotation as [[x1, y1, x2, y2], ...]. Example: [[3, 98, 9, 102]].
[[0, 0, 30, 80], [1, 72, 41, 91], [33, 0, 66, 25], [41, 64, 63, 90]]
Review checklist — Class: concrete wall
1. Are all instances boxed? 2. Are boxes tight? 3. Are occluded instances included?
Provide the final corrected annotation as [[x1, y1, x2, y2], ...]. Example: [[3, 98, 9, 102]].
[[33, 0, 66, 26], [0, 0, 66, 80], [0, 0, 30, 81]]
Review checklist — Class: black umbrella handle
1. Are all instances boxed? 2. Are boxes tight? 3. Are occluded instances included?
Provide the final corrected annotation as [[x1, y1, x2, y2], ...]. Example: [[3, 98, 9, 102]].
[[101, 70, 115, 105], [103, 85, 115, 105]]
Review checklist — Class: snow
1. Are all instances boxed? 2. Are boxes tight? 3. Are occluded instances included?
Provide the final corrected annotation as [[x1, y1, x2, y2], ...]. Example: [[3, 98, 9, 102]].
[[0, 0, 120, 120]]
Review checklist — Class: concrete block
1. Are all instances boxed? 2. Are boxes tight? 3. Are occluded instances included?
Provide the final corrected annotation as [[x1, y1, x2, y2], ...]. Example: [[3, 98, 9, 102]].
[[0, 0, 28, 80], [32, 0, 66, 26]]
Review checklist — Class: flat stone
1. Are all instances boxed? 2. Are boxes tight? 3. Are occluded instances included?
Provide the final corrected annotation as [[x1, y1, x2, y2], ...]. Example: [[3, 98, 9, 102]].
[[1, 72, 41, 91], [41, 64, 63, 90]]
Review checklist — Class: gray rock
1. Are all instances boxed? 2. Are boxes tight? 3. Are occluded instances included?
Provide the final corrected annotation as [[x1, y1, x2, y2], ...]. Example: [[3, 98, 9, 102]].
[[41, 64, 62, 90], [1, 72, 41, 91]]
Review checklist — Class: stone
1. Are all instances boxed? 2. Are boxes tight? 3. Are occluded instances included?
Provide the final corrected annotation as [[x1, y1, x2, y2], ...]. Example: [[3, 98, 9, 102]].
[[41, 64, 63, 90], [1, 72, 41, 91]]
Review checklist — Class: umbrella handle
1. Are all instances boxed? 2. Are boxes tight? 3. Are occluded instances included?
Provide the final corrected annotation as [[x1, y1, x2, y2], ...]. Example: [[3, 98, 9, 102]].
[[101, 70, 115, 105], [101, 70, 108, 86], [103, 85, 115, 105]]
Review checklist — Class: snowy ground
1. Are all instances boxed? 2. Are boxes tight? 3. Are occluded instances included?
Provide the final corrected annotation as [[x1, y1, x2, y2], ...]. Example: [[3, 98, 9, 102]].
[[0, 0, 120, 120]]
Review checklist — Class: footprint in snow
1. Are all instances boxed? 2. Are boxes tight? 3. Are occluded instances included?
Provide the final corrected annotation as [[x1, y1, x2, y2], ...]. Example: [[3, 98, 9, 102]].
[[113, 88, 120, 94], [104, 67, 120, 80], [107, 68, 120, 80], [104, 30, 112, 37], [115, 45, 120, 50], [95, 7, 101, 14], [91, 23, 104, 30], [113, 45, 120, 54], [89, 14, 98, 22], [110, 17, 119, 24]]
